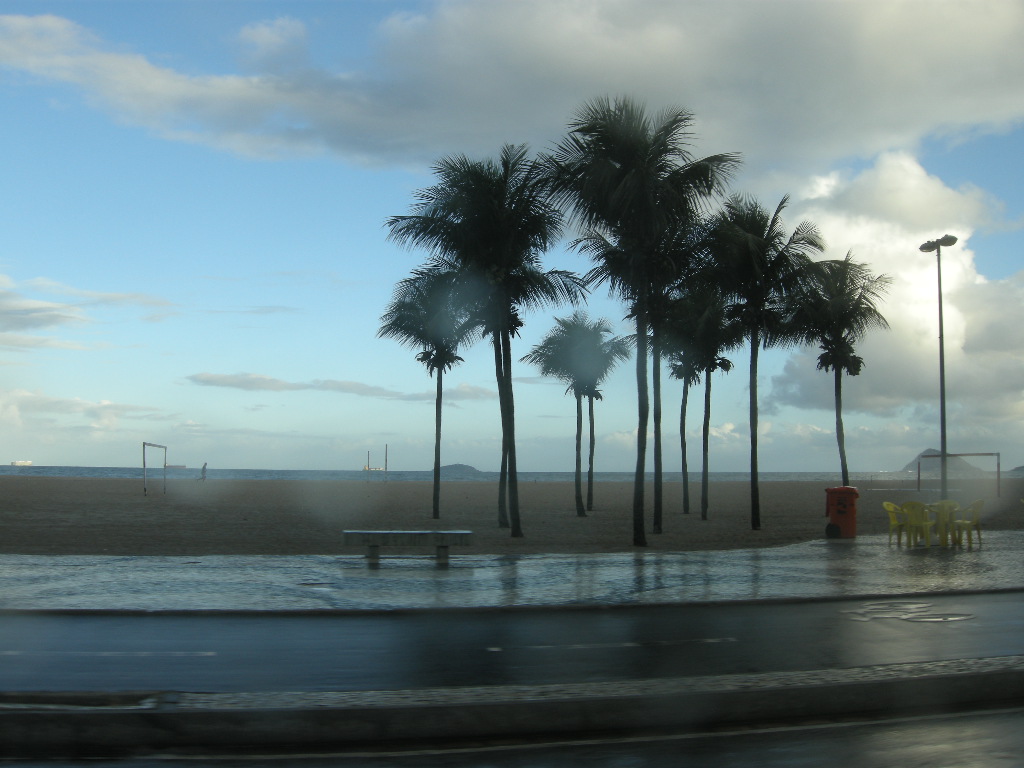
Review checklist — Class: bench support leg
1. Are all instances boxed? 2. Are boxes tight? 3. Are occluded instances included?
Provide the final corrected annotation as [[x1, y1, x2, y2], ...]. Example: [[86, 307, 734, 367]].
[[436, 545, 449, 565], [367, 544, 380, 564]]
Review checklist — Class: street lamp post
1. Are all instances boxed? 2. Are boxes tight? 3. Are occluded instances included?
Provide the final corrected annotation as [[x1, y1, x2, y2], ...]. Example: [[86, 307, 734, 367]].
[[919, 234, 957, 499]]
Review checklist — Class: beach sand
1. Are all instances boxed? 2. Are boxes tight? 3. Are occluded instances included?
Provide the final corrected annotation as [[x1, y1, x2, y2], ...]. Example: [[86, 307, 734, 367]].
[[1, 475, 1020, 556]]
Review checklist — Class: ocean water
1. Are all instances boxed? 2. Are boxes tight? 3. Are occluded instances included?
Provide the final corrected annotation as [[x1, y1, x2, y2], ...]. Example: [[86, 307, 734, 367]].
[[0, 464, 930, 484]]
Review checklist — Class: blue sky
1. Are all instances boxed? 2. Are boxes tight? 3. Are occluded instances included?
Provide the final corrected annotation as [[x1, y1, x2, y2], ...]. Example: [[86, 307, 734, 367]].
[[1, 0, 1022, 474]]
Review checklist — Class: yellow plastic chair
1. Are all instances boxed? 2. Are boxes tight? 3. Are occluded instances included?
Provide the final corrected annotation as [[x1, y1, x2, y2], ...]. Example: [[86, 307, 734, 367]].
[[882, 502, 908, 546], [901, 500, 935, 546], [929, 500, 960, 547], [953, 499, 984, 547]]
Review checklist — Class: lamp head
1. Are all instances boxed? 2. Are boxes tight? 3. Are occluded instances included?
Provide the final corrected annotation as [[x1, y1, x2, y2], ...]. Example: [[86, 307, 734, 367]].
[[919, 234, 957, 252]]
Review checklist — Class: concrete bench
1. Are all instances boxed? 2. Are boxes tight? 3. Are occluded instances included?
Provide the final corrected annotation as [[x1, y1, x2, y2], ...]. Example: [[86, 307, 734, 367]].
[[342, 530, 473, 565]]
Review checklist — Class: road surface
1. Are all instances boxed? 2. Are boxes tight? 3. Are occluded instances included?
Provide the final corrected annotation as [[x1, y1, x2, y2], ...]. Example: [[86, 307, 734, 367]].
[[1, 592, 1021, 693]]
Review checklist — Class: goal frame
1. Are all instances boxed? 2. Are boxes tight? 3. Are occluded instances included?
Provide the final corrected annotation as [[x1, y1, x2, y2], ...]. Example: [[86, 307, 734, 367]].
[[916, 451, 1001, 497], [142, 442, 167, 496]]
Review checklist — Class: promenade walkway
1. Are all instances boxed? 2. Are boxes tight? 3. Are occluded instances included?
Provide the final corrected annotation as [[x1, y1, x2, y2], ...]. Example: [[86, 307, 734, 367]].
[[2, 532, 1023, 611]]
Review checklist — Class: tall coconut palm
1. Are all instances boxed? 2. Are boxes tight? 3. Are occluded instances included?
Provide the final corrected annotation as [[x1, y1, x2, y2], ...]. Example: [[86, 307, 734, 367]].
[[522, 311, 631, 515], [787, 253, 891, 486], [688, 288, 744, 520], [663, 279, 710, 518], [698, 354, 734, 520], [651, 221, 718, 525], [387, 144, 584, 537], [667, 349, 701, 515], [663, 279, 743, 519], [548, 96, 739, 546], [711, 195, 824, 529], [378, 267, 470, 518]]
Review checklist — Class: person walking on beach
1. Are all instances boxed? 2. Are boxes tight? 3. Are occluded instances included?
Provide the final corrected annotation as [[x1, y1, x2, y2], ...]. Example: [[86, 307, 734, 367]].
[[199, 462, 207, 481]]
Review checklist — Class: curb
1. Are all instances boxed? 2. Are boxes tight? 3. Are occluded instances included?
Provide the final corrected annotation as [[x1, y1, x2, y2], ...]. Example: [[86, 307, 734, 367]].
[[3, 585, 1024, 617], [3, 655, 1023, 758]]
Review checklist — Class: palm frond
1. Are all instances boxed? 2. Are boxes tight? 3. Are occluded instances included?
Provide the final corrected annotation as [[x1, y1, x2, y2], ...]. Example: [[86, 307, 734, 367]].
[[786, 252, 891, 376]]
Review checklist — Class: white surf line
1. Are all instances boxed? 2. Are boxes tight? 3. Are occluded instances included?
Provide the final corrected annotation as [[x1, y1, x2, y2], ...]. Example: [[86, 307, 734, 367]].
[[486, 638, 736, 652], [0, 650, 217, 657]]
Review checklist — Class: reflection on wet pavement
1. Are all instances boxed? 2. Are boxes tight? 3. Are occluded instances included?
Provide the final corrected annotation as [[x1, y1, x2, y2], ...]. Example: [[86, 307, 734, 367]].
[[1, 532, 1022, 611]]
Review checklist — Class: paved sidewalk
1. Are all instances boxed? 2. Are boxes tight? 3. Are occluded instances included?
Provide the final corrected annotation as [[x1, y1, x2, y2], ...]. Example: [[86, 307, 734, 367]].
[[1, 532, 1023, 612], [2, 533, 1023, 757]]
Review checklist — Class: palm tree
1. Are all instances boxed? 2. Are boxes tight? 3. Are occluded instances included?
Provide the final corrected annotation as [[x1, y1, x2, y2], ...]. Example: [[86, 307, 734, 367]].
[[698, 354, 734, 520], [710, 195, 825, 530], [663, 279, 743, 519], [378, 267, 470, 519], [548, 96, 739, 546], [667, 348, 701, 515], [689, 289, 743, 520], [662, 273, 708, 518], [522, 311, 631, 515], [387, 144, 585, 537], [787, 253, 891, 486]]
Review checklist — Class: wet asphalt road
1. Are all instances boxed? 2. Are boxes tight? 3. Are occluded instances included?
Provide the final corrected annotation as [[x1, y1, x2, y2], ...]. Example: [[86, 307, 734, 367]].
[[1, 592, 1021, 693]]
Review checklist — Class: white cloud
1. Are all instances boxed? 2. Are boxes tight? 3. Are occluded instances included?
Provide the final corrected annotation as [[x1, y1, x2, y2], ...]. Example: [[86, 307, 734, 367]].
[[188, 372, 305, 391], [0, 333, 85, 351], [3, 3, 1024, 167], [23, 278, 171, 308], [0, 289, 83, 332], [445, 382, 498, 401], [767, 152, 1024, 457], [603, 429, 638, 451], [708, 422, 742, 443], [0, 389, 164, 430], [186, 371, 497, 402], [238, 17, 308, 73], [798, 152, 1001, 233], [0, 274, 170, 349]]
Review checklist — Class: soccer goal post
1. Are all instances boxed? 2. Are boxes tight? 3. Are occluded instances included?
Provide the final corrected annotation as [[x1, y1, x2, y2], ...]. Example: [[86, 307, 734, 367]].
[[916, 451, 1001, 497], [142, 441, 168, 496]]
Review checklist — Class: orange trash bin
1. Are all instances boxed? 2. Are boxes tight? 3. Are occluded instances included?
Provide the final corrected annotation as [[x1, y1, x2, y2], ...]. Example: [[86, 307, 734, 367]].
[[825, 486, 859, 538]]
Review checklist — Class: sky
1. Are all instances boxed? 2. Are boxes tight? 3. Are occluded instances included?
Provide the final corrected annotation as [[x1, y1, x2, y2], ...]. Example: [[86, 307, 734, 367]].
[[0, 0, 1022, 475]]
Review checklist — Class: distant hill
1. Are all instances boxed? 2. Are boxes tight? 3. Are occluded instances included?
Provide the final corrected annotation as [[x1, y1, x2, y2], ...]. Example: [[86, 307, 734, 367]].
[[439, 464, 481, 475], [902, 449, 988, 476]]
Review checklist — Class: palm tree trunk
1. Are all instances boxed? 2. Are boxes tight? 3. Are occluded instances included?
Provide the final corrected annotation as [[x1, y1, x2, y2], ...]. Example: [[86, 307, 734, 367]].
[[633, 306, 649, 547], [749, 332, 761, 530], [574, 392, 585, 516], [835, 367, 850, 487], [652, 332, 663, 534], [587, 395, 596, 511], [499, 446, 509, 520], [680, 381, 690, 515], [492, 330, 509, 529], [501, 329, 523, 538], [701, 367, 712, 520], [432, 368, 443, 519]]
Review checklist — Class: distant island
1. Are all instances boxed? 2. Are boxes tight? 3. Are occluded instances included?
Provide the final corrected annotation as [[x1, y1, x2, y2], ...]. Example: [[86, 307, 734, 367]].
[[439, 464, 481, 474], [902, 448, 989, 477]]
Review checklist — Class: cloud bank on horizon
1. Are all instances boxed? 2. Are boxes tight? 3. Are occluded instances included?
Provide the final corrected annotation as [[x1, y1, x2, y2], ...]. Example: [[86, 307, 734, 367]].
[[0, 0, 1022, 474]]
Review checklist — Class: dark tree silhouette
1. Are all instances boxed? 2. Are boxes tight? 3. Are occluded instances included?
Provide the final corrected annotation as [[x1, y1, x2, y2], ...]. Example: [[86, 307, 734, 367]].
[[710, 195, 824, 530], [387, 144, 584, 536], [548, 96, 738, 545], [522, 311, 631, 514], [787, 253, 891, 485], [378, 268, 470, 518]]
